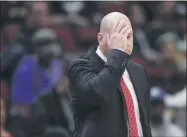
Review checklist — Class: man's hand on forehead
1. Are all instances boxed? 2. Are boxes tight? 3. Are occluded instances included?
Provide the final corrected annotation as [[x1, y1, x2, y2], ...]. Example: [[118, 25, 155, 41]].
[[106, 20, 131, 52]]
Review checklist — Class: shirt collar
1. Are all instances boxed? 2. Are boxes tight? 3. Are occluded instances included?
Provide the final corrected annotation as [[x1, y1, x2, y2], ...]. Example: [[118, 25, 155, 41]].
[[96, 47, 107, 62]]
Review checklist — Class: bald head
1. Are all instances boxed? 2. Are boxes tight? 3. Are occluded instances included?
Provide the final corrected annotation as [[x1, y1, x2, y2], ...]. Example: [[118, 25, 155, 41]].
[[100, 12, 131, 32], [97, 12, 133, 56]]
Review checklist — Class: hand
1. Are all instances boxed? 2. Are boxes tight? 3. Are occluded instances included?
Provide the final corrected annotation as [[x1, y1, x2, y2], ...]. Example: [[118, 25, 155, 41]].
[[107, 21, 131, 54]]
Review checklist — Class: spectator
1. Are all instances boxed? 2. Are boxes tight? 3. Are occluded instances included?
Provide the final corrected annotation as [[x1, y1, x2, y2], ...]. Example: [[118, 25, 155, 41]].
[[11, 28, 63, 105], [155, 1, 176, 23], [8, 28, 63, 137], [146, 1, 176, 51], [55, 1, 91, 27], [155, 32, 178, 75], [25, 1, 52, 28], [165, 85, 186, 108], [51, 1, 102, 25], [1, 97, 26, 137], [173, 3, 186, 74], [165, 85, 186, 131], [155, 22, 186, 93], [127, 3, 162, 62], [1, 97, 13, 137], [0, 1, 54, 89], [150, 87, 185, 137], [32, 75, 74, 136], [2, 1, 52, 48], [0, 1, 25, 27], [156, 3, 186, 76]]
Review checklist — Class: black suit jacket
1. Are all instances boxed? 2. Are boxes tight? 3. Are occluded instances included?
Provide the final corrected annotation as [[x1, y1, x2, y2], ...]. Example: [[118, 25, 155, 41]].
[[68, 47, 152, 137]]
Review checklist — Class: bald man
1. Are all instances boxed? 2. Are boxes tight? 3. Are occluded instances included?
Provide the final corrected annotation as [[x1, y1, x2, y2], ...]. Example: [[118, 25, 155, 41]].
[[68, 12, 152, 137]]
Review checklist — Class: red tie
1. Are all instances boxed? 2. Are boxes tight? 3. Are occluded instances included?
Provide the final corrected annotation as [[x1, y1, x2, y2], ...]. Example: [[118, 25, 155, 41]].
[[120, 77, 139, 137]]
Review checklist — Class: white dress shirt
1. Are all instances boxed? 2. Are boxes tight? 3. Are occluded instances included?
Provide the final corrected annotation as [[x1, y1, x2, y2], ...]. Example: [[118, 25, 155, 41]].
[[96, 48, 143, 137]]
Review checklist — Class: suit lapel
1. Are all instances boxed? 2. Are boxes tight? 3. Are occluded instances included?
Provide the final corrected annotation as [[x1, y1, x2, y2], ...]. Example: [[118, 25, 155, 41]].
[[126, 61, 144, 108], [127, 62, 151, 137]]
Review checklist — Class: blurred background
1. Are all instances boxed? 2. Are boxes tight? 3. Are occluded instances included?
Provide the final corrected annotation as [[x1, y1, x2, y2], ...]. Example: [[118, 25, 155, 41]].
[[0, 1, 186, 137]]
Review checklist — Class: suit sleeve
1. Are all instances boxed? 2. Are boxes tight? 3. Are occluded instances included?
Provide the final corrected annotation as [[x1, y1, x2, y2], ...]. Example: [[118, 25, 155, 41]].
[[68, 49, 130, 106]]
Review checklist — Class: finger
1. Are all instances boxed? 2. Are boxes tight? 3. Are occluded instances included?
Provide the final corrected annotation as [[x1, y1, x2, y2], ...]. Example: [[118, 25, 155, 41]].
[[125, 27, 131, 36], [111, 20, 120, 33], [116, 21, 125, 33], [120, 26, 130, 35], [125, 28, 132, 40]]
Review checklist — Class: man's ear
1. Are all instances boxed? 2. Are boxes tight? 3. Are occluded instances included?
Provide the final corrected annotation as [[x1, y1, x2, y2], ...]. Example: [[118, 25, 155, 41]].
[[97, 33, 106, 46], [97, 33, 103, 45]]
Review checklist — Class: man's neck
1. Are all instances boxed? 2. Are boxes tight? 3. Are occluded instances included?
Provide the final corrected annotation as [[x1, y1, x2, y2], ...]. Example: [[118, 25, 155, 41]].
[[99, 45, 108, 56], [97, 46, 107, 62]]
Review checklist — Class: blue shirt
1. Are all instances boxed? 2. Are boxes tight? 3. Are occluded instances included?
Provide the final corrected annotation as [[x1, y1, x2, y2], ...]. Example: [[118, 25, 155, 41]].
[[11, 55, 63, 104]]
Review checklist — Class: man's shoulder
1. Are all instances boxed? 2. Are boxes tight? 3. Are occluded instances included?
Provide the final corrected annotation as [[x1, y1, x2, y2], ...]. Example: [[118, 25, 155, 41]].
[[68, 46, 98, 70], [71, 55, 91, 65], [68, 54, 93, 71], [128, 60, 148, 78], [128, 60, 145, 71]]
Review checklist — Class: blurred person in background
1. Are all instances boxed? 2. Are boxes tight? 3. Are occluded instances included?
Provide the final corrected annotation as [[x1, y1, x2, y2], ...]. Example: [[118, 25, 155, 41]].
[[127, 3, 162, 62], [0, 2, 54, 112], [155, 32, 179, 76], [146, 1, 176, 49], [165, 85, 186, 108], [52, 1, 89, 27], [32, 75, 74, 136], [8, 28, 63, 137], [152, 1, 176, 28], [50, 1, 101, 26], [155, 32, 186, 92], [154, 3, 186, 94], [150, 87, 185, 137], [1, 97, 13, 137], [1, 1, 52, 80], [1, 97, 26, 137], [172, 3, 186, 76], [11, 28, 63, 106], [157, 3, 186, 74], [0, 1, 25, 27]]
